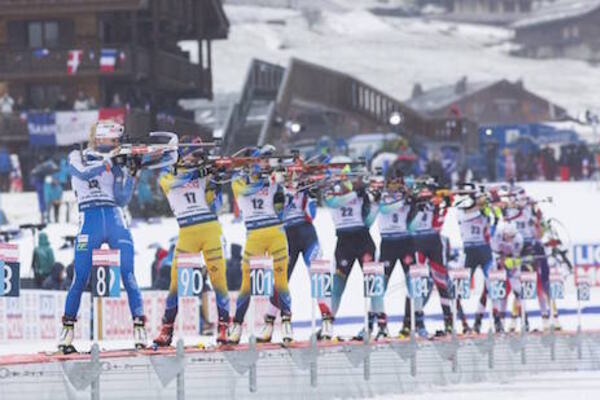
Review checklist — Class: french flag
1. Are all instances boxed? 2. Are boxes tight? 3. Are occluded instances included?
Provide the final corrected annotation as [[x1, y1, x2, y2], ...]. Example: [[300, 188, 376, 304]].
[[100, 49, 117, 72]]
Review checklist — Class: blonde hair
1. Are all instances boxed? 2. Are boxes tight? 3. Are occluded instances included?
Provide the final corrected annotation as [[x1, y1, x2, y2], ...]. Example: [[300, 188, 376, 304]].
[[88, 123, 97, 150]]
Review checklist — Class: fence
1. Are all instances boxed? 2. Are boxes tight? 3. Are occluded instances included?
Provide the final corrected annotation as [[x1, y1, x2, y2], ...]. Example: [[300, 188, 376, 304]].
[[1, 329, 600, 400]]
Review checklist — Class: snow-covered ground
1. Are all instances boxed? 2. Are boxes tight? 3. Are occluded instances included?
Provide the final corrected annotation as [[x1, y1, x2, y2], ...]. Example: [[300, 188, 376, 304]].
[[376, 371, 600, 400], [180, 2, 600, 115]]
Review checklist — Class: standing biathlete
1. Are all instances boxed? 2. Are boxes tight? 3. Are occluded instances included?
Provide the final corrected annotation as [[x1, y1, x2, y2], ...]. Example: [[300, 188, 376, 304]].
[[455, 187, 499, 334], [407, 186, 453, 336], [259, 184, 327, 342], [227, 147, 292, 345], [373, 176, 413, 339], [59, 121, 146, 353], [153, 139, 231, 346], [322, 178, 378, 340], [491, 222, 524, 333]]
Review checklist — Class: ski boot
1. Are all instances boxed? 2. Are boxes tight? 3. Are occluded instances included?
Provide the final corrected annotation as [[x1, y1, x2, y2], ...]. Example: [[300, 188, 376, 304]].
[[216, 320, 229, 345], [353, 312, 375, 341], [415, 311, 429, 338], [493, 315, 504, 334], [58, 316, 77, 354], [153, 323, 175, 347], [541, 314, 550, 332], [281, 315, 293, 345], [462, 321, 472, 335], [256, 315, 275, 343], [508, 316, 518, 333], [375, 313, 390, 340], [317, 315, 334, 341], [228, 322, 242, 345], [473, 313, 483, 334], [398, 324, 411, 339], [133, 316, 148, 349]]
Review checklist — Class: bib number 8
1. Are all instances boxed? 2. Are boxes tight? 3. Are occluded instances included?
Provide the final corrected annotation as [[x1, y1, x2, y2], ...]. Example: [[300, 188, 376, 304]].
[[0, 262, 19, 297], [93, 266, 120, 298], [250, 268, 274, 297], [363, 274, 384, 297]]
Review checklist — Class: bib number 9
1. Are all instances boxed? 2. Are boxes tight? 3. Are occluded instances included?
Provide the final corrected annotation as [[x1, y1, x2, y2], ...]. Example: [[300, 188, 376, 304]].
[[178, 267, 203, 297]]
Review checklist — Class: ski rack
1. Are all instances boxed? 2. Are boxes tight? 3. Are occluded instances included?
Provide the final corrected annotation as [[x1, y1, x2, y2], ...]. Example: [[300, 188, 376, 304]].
[[1, 330, 600, 400]]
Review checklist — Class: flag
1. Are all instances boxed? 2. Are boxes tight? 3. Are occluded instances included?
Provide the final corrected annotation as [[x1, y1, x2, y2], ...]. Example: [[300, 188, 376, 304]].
[[100, 49, 117, 72], [67, 50, 82, 75], [33, 48, 50, 58]]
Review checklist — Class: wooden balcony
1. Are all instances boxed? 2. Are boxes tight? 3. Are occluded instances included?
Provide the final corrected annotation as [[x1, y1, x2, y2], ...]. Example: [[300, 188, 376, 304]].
[[0, 45, 204, 94], [0, 0, 145, 16]]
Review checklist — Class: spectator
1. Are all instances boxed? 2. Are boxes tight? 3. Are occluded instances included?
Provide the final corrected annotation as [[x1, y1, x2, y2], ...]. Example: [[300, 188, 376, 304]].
[[57, 156, 70, 189], [73, 90, 96, 111], [44, 175, 63, 223], [14, 96, 26, 112], [0, 147, 12, 192], [0, 91, 14, 114], [55, 93, 70, 111], [42, 262, 69, 290], [30, 158, 58, 223], [32, 232, 55, 287]]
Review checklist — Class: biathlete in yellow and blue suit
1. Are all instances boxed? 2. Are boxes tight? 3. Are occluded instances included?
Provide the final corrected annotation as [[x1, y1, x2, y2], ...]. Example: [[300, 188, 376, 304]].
[[153, 138, 230, 346], [227, 146, 293, 345]]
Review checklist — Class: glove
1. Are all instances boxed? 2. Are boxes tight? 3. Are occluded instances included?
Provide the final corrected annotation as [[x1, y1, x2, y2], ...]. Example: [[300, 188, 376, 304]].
[[504, 257, 521, 270]]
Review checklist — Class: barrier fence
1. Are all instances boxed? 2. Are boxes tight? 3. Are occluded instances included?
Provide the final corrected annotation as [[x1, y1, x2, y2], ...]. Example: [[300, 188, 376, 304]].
[[1, 329, 600, 400]]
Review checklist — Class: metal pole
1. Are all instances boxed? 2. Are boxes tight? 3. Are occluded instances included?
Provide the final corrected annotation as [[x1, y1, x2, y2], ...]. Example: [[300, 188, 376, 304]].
[[249, 298, 257, 393], [249, 335, 257, 393], [310, 333, 317, 388], [521, 296, 527, 365], [363, 297, 370, 381], [451, 299, 458, 373], [176, 339, 185, 400], [90, 343, 100, 400]]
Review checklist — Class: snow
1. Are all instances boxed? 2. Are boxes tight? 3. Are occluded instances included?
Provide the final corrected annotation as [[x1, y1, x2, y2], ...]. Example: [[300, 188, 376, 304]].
[[375, 371, 600, 400], [183, 3, 600, 115]]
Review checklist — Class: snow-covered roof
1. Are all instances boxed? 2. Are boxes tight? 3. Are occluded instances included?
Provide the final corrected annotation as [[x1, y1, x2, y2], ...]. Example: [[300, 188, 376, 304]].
[[405, 81, 497, 113], [513, 0, 600, 29]]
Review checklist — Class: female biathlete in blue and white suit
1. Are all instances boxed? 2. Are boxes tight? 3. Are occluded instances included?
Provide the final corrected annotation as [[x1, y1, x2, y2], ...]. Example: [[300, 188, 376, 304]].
[[59, 121, 146, 353]]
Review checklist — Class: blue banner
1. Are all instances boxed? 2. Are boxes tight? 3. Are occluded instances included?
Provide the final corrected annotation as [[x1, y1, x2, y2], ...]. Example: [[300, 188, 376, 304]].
[[27, 112, 57, 146]]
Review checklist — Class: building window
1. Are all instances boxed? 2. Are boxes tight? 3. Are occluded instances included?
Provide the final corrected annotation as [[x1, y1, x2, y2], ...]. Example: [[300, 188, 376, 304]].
[[29, 84, 62, 109], [27, 21, 59, 48]]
